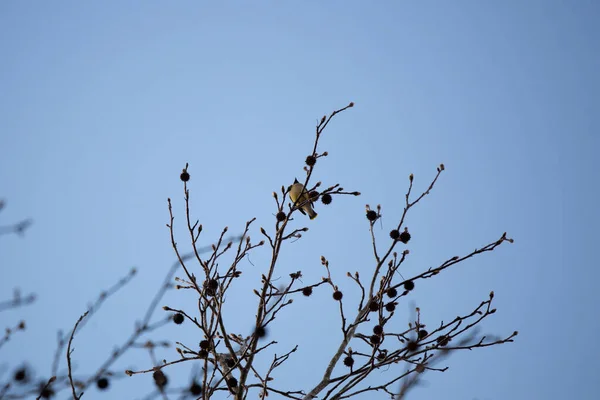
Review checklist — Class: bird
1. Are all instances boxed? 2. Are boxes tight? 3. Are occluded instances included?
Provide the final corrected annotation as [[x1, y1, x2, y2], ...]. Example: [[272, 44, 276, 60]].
[[288, 178, 317, 220]]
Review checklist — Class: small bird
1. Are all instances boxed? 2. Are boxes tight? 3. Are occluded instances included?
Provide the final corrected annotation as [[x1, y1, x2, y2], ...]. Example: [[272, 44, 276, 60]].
[[289, 178, 317, 220]]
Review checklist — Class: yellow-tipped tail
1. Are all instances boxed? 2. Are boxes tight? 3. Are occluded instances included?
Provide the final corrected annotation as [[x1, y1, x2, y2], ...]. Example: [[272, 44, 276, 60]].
[[306, 206, 318, 220]]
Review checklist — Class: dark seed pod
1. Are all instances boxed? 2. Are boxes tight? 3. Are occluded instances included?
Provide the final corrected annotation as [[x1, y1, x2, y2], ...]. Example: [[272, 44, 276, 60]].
[[366, 210, 378, 221], [173, 313, 184, 325], [343, 356, 354, 367], [96, 377, 109, 390]]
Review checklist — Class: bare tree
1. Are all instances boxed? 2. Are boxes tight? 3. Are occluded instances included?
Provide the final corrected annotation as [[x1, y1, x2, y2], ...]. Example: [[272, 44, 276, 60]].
[[1, 104, 515, 400]]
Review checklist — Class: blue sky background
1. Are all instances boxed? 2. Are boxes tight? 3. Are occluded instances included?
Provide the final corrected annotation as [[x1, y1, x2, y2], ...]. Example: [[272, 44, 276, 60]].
[[1, 1, 598, 399]]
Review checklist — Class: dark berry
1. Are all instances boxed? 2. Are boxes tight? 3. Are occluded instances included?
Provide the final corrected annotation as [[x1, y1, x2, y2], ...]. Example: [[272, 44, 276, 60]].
[[173, 313, 184, 325], [366, 210, 378, 221], [436, 335, 450, 346], [321, 193, 332, 205], [254, 326, 267, 338], [302, 287, 313, 296], [406, 340, 418, 352], [418, 329, 428, 340], [276, 211, 286, 222], [333, 290, 343, 301], [226, 358, 235, 368], [416, 364, 425, 373], [373, 325, 383, 335], [199, 340, 210, 350], [207, 279, 219, 290], [369, 301, 380, 312], [370, 334, 381, 345], [153, 370, 168, 388], [190, 382, 202, 395], [39, 385, 54, 399], [204, 279, 218, 296], [96, 377, 109, 390], [305, 155, 317, 166], [386, 288, 397, 298], [385, 302, 396, 312], [399, 230, 411, 244], [343, 356, 354, 367], [389, 229, 400, 240], [198, 349, 208, 358], [14, 368, 27, 382], [309, 190, 319, 200], [403, 281, 415, 291], [180, 171, 190, 182], [227, 377, 238, 388]]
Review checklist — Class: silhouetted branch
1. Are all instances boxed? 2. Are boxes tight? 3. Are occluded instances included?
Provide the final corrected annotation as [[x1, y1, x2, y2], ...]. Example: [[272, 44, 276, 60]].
[[67, 311, 88, 400], [1, 104, 515, 400]]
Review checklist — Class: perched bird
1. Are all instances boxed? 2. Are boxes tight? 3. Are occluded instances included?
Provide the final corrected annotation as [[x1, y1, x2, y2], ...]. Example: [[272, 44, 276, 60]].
[[289, 178, 317, 220]]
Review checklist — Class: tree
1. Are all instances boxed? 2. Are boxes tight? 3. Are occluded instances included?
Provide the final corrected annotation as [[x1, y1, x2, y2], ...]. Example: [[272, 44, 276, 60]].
[[1, 104, 515, 400]]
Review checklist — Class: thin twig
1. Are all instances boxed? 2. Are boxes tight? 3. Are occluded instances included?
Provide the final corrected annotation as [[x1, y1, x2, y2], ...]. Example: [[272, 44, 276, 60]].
[[66, 312, 88, 400]]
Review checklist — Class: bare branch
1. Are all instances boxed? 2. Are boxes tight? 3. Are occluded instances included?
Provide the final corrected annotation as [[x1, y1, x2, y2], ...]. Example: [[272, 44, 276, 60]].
[[66, 312, 88, 400]]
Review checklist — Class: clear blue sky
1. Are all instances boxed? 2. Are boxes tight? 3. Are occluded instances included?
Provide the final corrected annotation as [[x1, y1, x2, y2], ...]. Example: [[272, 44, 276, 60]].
[[1, 1, 598, 399]]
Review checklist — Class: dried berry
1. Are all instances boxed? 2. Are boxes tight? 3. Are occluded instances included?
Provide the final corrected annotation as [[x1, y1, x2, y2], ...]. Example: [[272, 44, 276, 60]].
[[418, 329, 428, 340], [302, 287, 313, 296], [406, 340, 418, 352], [389, 229, 400, 240], [276, 211, 286, 222], [386, 288, 398, 298], [369, 301, 380, 312], [254, 326, 267, 338], [404, 280, 415, 291], [305, 155, 317, 166], [321, 193, 332, 205], [370, 334, 381, 345], [39, 384, 54, 399], [343, 356, 354, 367], [180, 170, 190, 182], [173, 313, 184, 325], [436, 335, 450, 347], [385, 302, 396, 312], [399, 230, 411, 244], [153, 370, 168, 388], [366, 210, 378, 221], [207, 279, 219, 290], [227, 377, 238, 389], [96, 377, 109, 390], [14, 368, 27, 383], [199, 340, 210, 350], [333, 290, 343, 301], [373, 325, 383, 335], [189, 382, 202, 395]]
